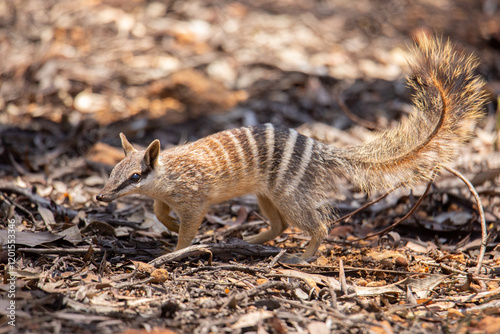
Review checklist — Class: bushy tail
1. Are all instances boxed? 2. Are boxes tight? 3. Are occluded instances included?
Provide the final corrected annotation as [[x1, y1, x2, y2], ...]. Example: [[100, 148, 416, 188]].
[[330, 33, 486, 193]]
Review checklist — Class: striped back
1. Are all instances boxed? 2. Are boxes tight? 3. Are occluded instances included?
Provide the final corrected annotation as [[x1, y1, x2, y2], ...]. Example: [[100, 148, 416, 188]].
[[196, 124, 329, 197], [158, 123, 338, 213]]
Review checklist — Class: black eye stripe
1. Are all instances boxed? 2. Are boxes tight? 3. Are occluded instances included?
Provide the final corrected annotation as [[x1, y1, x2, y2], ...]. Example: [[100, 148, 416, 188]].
[[113, 167, 153, 193], [114, 172, 141, 192], [115, 179, 134, 192]]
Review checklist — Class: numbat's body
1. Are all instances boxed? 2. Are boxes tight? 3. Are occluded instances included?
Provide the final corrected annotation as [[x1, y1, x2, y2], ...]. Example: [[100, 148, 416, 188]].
[[97, 34, 486, 259]]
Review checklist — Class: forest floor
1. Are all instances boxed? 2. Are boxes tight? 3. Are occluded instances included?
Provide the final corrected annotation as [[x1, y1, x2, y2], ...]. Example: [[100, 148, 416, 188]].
[[1, 0, 500, 333]]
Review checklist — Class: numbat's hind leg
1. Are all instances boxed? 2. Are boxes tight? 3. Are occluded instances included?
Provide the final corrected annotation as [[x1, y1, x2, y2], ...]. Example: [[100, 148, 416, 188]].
[[301, 232, 325, 259], [244, 196, 288, 244]]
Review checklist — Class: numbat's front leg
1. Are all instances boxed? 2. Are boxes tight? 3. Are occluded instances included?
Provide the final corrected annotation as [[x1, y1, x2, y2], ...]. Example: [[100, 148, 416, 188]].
[[174, 206, 208, 251], [154, 200, 179, 233]]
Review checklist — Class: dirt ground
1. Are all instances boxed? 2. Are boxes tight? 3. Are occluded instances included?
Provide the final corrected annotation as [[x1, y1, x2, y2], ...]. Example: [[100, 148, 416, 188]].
[[1, 0, 500, 333]]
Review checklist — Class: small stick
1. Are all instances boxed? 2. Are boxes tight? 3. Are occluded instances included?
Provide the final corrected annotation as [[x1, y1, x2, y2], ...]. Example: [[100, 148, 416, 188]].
[[149, 239, 281, 267], [268, 249, 287, 268], [18, 247, 104, 254], [0, 181, 78, 219], [335, 91, 384, 131], [189, 265, 269, 275], [339, 259, 348, 295], [221, 281, 295, 308], [334, 188, 395, 223], [2, 195, 38, 225], [355, 173, 436, 241], [444, 166, 487, 275]]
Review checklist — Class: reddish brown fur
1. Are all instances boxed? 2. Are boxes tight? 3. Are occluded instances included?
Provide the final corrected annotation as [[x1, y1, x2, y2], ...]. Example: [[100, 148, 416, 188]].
[[97, 34, 486, 260]]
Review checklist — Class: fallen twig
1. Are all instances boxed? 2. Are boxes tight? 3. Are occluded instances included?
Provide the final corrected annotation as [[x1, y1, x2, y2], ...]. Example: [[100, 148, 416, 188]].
[[18, 247, 104, 254], [223, 281, 295, 308], [335, 91, 384, 131], [149, 238, 282, 267], [188, 264, 270, 275], [354, 172, 436, 241], [339, 259, 348, 295], [0, 180, 78, 219], [268, 249, 287, 268], [445, 166, 487, 275], [333, 188, 395, 224]]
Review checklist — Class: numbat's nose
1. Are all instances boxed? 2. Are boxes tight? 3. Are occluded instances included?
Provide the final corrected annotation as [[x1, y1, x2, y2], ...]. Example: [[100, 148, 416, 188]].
[[95, 194, 111, 202], [96, 192, 116, 202]]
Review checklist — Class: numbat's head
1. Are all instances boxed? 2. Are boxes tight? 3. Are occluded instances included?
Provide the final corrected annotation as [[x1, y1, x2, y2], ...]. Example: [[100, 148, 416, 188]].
[[96, 134, 161, 203]]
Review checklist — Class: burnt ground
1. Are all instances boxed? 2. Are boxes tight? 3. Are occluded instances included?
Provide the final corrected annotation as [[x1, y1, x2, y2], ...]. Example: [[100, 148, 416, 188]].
[[1, 0, 500, 333]]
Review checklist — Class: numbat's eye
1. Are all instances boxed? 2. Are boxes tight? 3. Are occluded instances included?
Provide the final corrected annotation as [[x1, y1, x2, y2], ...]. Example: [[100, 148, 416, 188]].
[[130, 173, 141, 183]]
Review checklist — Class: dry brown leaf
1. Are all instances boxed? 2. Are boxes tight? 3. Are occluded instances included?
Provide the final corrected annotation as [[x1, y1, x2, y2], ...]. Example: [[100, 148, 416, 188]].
[[131, 261, 156, 274], [81, 221, 116, 237], [256, 278, 269, 285], [38, 206, 56, 228], [366, 280, 387, 287], [231, 310, 274, 329], [150, 269, 170, 283], [402, 275, 448, 299], [370, 320, 394, 334], [447, 308, 465, 319], [40, 280, 66, 294], [471, 168, 500, 186], [307, 321, 330, 334], [405, 241, 429, 253], [10, 267, 42, 280], [476, 316, 500, 334], [315, 255, 331, 266], [0, 231, 63, 247], [57, 225, 83, 245], [367, 250, 406, 261], [277, 269, 341, 291]]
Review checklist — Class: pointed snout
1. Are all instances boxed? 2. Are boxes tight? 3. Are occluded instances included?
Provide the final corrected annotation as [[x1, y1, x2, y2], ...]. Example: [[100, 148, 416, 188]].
[[96, 193, 115, 202]]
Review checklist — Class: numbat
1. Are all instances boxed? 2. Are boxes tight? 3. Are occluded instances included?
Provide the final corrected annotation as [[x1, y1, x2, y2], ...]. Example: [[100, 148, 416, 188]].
[[97, 34, 486, 259]]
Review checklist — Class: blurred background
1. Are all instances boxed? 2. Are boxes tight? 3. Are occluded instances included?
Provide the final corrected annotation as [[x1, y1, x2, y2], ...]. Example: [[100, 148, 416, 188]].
[[0, 0, 499, 225], [1, 0, 498, 154]]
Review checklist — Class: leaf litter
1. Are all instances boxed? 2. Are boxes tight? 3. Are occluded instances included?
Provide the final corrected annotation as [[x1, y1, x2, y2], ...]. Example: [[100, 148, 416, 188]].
[[1, 0, 500, 333]]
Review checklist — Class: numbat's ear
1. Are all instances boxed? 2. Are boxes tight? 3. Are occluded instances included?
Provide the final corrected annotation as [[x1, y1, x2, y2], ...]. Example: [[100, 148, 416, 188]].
[[120, 133, 137, 156], [143, 139, 160, 170]]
